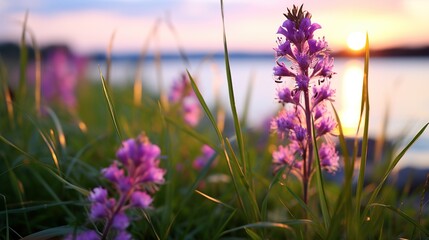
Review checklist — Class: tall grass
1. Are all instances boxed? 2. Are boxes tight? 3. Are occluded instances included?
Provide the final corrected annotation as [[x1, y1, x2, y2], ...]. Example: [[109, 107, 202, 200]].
[[0, 1, 428, 239]]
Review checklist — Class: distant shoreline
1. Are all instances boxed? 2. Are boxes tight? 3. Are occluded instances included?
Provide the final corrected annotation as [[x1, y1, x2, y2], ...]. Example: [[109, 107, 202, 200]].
[[1, 42, 429, 61]]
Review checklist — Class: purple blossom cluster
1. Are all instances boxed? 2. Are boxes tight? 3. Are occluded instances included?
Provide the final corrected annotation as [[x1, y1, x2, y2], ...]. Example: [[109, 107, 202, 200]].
[[28, 46, 86, 110], [67, 134, 166, 240], [271, 5, 339, 183], [168, 73, 202, 126]]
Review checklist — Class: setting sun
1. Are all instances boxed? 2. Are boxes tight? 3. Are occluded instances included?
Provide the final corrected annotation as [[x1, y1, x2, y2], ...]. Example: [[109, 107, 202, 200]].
[[347, 31, 366, 51]]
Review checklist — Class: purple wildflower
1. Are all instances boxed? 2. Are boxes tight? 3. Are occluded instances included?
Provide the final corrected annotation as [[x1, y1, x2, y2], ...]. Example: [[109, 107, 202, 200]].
[[85, 134, 166, 239], [193, 145, 217, 171], [168, 73, 203, 126], [271, 5, 339, 202], [27, 46, 87, 110]]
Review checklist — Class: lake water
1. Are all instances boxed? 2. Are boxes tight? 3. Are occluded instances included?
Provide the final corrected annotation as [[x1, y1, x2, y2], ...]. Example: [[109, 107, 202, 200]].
[[88, 56, 429, 169]]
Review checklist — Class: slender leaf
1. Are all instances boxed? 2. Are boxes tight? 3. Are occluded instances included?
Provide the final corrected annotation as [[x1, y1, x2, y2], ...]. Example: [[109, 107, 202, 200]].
[[0, 57, 14, 126], [0, 201, 77, 215], [311, 117, 330, 230], [364, 122, 429, 216], [31, 170, 74, 218], [355, 33, 370, 218], [213, 209, 237, 239], [245, 228, 262, 240], [220, 0, 246, 171], [195, 190, 235, 210], [0, 194, 9, 240], [187, 71, 223, 144], [46, 168, 89, 195], [221, 220, 310, 236], [369, 203, 429, 236], [21, 226, 75, 240], [261, 166, 286, 221], [99, 67, 122, 141], [17, 11, 28, 106]]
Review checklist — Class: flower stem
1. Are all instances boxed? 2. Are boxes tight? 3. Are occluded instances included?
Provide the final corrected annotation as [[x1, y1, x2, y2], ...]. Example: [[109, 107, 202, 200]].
[[303, 89, 314, 204]]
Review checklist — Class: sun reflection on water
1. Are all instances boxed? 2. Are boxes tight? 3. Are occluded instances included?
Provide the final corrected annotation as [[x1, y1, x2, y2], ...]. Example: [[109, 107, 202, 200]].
[[339, 61, 364, 136]]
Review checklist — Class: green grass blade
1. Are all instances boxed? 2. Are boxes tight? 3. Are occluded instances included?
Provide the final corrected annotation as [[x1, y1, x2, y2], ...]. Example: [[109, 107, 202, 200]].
[[30, 171, 74, 218], [0, 57, 15, 126], [261, 166, 286, 220], [37, 128, 60, 174], [0, 201, 77, 215], [134, 19, 161, 106], [45, 108, 67, 153], [17, 11, 28, 106], [285, 185, 324, 236], [225, 138, 260, 222], [355, 33, 370, 219], [21, 226, 75, 240], [99, 67, 122, 141], [65, 134, 107, 178], [105, 30, 116, 86], [141, 209, 161, 240], [220, 0, 246, 171], [187, 70, 223, 144], [240, 73, 255, 127], [28, 29, 42, 117], [0, 194, 9, 240], [195, 190, 235, 210], [311, 118, 330, 230], [364, 122, 428, 216], [0, 135, 38, 162], [46, 168, 89, 195], [245, 228, 262, 240], [221, 220, 311, 236], [187, 72, 247, 216], [369, 203, 429, 236], [213, 209, 237, 239]]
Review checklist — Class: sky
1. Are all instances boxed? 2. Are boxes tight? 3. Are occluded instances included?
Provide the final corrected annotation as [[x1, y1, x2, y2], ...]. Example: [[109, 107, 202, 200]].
[[1, 0, 429, 55]]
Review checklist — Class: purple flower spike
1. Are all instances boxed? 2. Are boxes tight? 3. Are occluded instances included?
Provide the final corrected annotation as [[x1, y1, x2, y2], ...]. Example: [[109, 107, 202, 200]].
[[271, 5, 339, 198], [85, 134, 166, 238]]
